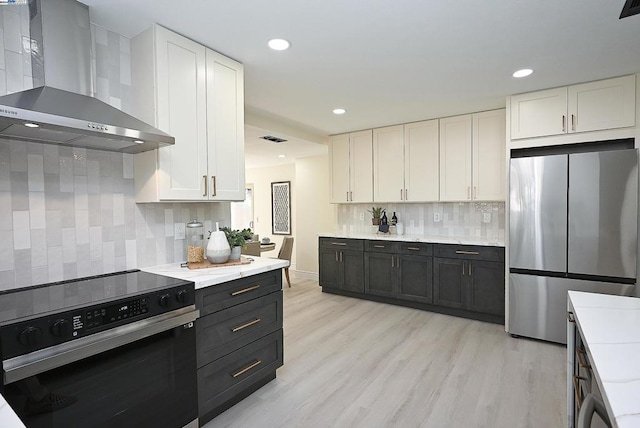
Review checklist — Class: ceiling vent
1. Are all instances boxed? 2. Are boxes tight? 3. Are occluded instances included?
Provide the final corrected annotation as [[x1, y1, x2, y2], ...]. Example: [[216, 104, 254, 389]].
[[620, 0, 640, 18], [260, 135, 288, 143]]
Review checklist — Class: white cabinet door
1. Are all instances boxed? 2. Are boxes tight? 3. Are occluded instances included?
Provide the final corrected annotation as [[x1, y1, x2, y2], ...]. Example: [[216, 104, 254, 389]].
[[439, 115, 472, 201], [473, 109, 505, 201], [205, 49, 245, 201], [330, 134, 350, 203], [404, 120, 439, 202], [373, 125, 404, 202], [568, 74, 636, 133], [155, 26, 208, 200], [349, 130, 373, 203], [510, 87, 567, 139]]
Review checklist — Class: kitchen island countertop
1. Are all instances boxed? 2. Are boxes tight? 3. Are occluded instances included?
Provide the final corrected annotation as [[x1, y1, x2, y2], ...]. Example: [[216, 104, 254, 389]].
[[141, 256, 289, 289], [319, 232, 504, 247], [568, 291, 640, 428]]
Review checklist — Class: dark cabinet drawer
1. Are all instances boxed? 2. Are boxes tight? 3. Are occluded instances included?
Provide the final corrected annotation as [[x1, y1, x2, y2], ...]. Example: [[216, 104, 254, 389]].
[[196, 270, 282, 316], [319, 237, 364, 251], [197, 291, 283, 368], [365, 240, 400, 253], [399, 242, 433, 256], [434, 244, 504, 262], [197, 329, 283, 417]]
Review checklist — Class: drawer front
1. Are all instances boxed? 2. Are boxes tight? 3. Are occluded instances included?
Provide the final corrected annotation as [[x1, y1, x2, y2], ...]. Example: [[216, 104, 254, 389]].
[[197, 329, 283, 417], [434, 244, 504, 262], [319, 237, 364, 251], [365, 240, 400, 253], [196, 270, 282, 316], [197, 291, 283, 367], [399, 242, 433, 256]]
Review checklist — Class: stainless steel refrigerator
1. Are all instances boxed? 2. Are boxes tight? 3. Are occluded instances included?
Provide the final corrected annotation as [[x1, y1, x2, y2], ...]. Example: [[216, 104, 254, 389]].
[[509, 148, 638, 344]]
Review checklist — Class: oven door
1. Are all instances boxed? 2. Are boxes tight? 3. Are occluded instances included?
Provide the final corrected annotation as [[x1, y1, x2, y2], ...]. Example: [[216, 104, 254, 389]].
[[1, 309, 199, 428]]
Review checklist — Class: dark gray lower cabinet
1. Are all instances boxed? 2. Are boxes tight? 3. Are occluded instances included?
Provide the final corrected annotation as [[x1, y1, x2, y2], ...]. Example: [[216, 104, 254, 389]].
[[321, 237, 504, 322], [196, 270, 284, 424]]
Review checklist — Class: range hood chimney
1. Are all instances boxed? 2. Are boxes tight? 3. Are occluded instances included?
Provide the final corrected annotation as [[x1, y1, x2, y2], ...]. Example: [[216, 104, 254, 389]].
[[0, 0, 174, 153]]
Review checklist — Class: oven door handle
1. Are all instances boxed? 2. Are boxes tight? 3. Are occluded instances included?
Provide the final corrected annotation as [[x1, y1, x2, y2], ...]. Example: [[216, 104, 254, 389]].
[[3, 306, 200, 385]]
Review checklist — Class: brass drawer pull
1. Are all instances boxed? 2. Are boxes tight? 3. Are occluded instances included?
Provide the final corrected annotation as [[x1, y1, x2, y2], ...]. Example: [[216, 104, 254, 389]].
[[231, 285, 261, 296], [331, 242, 347, 246], [232, 318, 262, 332], [232, 360, 262, 378], [407, 247, 420, 251], [455, 250, 480, 255], [576, 349, 591, 369], [374, 245, 385, 248]]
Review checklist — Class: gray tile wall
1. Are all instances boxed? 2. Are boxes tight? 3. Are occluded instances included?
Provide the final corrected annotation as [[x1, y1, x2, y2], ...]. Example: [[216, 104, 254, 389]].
[[0, 16, 231, 290], [337, 202, 505, 240]]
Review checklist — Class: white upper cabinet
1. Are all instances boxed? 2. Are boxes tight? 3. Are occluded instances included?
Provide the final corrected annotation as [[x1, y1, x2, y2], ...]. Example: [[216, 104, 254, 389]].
[[330, 130, 373, 203], [510, 75, 636, 140], [372, 121, 439, 202], [132, 25, 245, 202], [439, 115, 472, 201], [473, 109, 505, 201], [440, 110, 505, 202]]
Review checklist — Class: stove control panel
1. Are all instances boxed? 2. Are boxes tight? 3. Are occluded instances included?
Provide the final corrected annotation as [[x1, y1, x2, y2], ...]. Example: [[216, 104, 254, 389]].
[[1, 282, 194, 359]]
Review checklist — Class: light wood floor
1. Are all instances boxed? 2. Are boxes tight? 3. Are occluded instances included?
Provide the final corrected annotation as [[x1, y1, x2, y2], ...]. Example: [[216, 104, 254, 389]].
[[203, 277, 566, 428]]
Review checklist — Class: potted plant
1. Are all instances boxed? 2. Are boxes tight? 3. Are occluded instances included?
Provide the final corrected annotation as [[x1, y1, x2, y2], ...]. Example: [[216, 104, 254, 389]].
[[221, 227, 254, 261], [367, 207, 385, 226]]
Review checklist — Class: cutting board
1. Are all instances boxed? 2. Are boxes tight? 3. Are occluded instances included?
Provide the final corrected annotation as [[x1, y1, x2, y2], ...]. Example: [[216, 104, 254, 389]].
[[187, 257, 252, 270]]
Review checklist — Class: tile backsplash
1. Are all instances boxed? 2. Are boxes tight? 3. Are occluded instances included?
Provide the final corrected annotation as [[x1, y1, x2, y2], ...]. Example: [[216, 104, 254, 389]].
[[337, 202, 505, 239], [0, 15, 230, 290]]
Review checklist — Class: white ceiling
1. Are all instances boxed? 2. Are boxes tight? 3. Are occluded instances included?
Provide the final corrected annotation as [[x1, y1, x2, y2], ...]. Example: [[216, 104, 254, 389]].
[[82, 0, 640, 163], [244, 125, 327, 169]]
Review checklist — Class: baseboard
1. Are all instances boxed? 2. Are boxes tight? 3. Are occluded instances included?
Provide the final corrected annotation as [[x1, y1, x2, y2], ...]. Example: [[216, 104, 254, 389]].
[[293, 270, 318, 281]]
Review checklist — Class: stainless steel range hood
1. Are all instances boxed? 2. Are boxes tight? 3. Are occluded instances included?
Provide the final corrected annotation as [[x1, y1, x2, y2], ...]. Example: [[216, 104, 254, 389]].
[[0, 0, 174, 153]]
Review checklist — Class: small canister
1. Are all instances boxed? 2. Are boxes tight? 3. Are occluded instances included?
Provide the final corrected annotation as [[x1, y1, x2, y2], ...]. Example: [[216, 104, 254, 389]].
[[186, 220, 205, 263]]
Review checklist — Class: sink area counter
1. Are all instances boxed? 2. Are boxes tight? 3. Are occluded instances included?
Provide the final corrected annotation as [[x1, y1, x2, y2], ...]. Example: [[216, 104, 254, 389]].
[[319, 232, 504, 247]]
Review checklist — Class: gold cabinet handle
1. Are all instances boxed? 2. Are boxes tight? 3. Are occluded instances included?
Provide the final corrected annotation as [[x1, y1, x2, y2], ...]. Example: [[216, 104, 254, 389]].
[[407, 247, 420, 251], [405, 188, 408, 200], [571, 114, 576, 131], [335, 251, 338, 262], [455, 250, 480, 255], [232, 318, 262, 333], [576, 349, 591, 369], [346, 191, 349, 201], [340, 252, 343, 262], [211, 176, 217, 196], [331, 242, 347, 246], [562, 115, 566, 132], [473, 186, 477, 199], [203, 175, 208, 197], [231, 284, 260, 296], [374, 245, 385, 248], [469, 262, 472, 276], [461, 261, 465, 276], [232, 360, 262, 378], [391, 256, 394, 268]]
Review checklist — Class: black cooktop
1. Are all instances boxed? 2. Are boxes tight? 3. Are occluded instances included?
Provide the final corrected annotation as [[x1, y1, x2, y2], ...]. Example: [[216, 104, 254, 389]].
[[0, 270, 191, 324]]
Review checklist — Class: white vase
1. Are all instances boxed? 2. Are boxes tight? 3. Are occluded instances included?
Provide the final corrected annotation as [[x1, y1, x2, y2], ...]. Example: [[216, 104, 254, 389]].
[[207, 231, 230, 264], [229, 246, 242, 261]]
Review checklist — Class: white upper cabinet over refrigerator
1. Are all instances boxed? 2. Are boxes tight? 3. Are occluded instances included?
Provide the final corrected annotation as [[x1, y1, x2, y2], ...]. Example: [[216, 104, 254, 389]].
[[510, 75, 636, 140], [132, 25, 245, 202], [330, 130, 373, 203], [372, 120, 439, 202]]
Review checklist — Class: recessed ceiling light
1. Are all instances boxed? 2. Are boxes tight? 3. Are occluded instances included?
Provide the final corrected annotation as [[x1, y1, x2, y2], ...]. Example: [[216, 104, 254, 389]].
[[134, 140, 144, 144], [24, 122, 39, 128], [268, 39, 290, 51], [333, 108, 346, 115], [278, 154, 286, 158], [513, 69, 533, 78]]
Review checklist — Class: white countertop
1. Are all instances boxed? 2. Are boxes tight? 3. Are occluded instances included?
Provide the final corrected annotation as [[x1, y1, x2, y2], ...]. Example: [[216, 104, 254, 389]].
[[569, 291, 640, 428], [0, 395, 25, 428], [319, 232, 504, 247], [141, 256, 289, 289]]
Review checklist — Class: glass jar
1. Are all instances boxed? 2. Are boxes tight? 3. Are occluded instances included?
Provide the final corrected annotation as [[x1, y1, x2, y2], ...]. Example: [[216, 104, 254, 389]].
[[186, 220, 204, 263]]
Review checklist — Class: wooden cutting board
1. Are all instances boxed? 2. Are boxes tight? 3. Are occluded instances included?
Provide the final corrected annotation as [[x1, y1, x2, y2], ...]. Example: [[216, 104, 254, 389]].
[[187, 256, 252, 270]]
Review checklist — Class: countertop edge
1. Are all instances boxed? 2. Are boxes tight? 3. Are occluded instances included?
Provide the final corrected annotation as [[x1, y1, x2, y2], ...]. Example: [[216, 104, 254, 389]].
[[318, 232, 504, 247]]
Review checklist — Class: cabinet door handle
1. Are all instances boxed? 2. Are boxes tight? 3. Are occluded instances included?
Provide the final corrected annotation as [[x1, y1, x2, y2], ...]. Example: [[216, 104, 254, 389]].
[[350, 191, 353, 201], [400, 189, 403, 200], [331, 242, 347, 246], [462, 261, 465, 276], [232, 318, 262, 333], [374, 245, 385, 248], [405, 189, 408, 200], [407, 247, 420, 251], [469, 263, 472, 276], [335, 251, 339, 262], [571, 114, 576, 131], [232, 360, 262, 378], [473, 186, 477, 199], [203, 175, 208, 197], [231, 284, 260, 296], [346, 191, 349, 202], [340, 252, 343, 262], [455, 250, 480, 255], [562, 115, 566, 132], [211, 176, 217, 196], [467, 186, 470, 199], [391, 256, 394, 268]]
